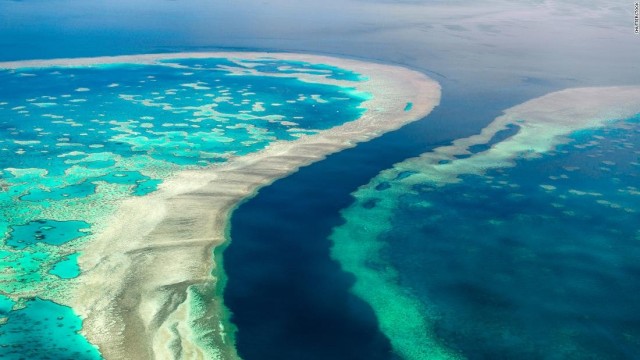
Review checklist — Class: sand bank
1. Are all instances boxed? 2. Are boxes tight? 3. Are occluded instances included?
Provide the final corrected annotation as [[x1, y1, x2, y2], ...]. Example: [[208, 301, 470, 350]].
[[394, 86, 640, 186], [1, 52, 440, 359]]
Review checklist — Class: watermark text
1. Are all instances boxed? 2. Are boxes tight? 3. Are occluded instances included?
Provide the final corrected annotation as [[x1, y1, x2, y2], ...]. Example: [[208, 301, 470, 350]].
[[635, 2, 639, 34]]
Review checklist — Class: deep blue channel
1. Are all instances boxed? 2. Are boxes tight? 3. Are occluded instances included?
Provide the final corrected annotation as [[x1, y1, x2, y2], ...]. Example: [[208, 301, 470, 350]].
[[223, 82, 549, 359]]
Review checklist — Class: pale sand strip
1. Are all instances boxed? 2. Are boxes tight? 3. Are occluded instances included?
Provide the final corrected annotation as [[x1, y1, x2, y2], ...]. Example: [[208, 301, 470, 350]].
[[0, 53, 440, 359], [392, 86, 640, 186]]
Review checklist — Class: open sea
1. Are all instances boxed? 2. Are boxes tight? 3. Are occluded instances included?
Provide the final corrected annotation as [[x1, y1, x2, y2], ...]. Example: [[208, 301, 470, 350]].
[[1, 0, 639, 359]]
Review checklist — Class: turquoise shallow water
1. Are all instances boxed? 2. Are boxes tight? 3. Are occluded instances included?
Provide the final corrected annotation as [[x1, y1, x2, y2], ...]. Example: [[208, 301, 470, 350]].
[[332, 115, 640, 358], [49, 253, 81, 279], [6, 220, 90, 249], [0, 298, 102, 359], [0, 56, 369, 357]]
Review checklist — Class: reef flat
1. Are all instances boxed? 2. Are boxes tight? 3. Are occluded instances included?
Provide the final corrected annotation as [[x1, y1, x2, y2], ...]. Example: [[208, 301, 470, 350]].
[[394, 86, 640, 186], [0, 52, 440, 359], [330, 86, 640, 360]]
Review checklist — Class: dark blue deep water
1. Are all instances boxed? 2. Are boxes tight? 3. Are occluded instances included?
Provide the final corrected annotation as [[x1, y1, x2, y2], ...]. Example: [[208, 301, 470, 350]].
[[223, 85, 545, 359]]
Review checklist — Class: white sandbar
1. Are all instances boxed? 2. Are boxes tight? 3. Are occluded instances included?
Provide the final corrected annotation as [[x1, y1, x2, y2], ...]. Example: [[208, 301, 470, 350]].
[[395, 86, 640, 186], [0, 52, 441, 359]]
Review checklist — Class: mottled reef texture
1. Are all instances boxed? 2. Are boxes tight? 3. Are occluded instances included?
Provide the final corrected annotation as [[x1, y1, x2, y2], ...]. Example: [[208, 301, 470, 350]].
[[0, 52, 440, 359]]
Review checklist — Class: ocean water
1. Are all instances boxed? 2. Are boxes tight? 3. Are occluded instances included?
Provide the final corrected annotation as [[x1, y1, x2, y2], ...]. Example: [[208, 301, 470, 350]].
[[330, 114, 640, 359], [2, 1, 639, 359], [0, 298, 102, 360], [223, 86, 541, 359], [0, 56, 370, 357]]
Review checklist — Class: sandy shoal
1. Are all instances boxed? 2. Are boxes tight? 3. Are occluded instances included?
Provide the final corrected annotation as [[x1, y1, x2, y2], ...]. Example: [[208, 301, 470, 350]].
[[1, 52, 441, 359], [394, 86, 640, 186]]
